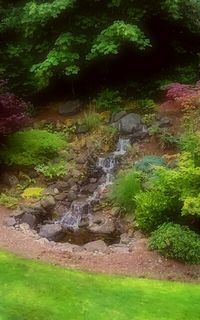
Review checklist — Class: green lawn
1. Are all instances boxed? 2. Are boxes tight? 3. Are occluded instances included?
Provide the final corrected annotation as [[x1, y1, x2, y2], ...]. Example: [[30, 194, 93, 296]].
[[0, 251, 200, 320]]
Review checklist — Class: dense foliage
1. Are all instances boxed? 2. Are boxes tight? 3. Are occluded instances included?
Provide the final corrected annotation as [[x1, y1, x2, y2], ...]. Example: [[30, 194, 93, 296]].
[[149, 223, 200, 264], [0, 80, 30, 139], [111, 170, 141, 211], [1, 0, 200, 93], [0, 129, 66, 166]]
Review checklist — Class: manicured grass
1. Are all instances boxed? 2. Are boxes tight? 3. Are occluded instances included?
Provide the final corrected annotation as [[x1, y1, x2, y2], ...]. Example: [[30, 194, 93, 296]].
[[0, 251, 200, 320]]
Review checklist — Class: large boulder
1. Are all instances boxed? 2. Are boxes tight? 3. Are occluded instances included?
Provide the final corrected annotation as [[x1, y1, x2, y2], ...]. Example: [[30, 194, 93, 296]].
[[58, 100, 82, 116], [84, 240, 108, 253], [39, 224, 64, 241], [110, 111, 127, 123], [119, 113, 142, 134], [20, 213, 37, 228], [41, 196, 56, 211], [88, 215, 115, 234]]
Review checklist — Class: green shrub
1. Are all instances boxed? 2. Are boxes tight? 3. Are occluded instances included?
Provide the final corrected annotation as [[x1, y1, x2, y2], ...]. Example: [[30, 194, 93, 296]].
[[1, 129, 66, 166], [135, 190, 179, 233], [0, 193, 18, 208], [81, 111, 101, 131], [95, 89, 122, 112], [138, 99, 157, 113], [179, 131, 200, 166], [149, 223, 200, 264], [111, 170, 142, 212], [35, 161, 68, 179], [135, 155, 166, 174]]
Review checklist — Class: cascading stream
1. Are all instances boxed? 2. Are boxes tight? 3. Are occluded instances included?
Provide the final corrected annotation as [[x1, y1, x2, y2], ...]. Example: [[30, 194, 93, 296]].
[[61, 137, 130, 231]]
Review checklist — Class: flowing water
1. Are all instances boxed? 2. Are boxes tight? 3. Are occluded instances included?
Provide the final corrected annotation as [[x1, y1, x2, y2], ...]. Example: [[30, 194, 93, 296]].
[[58, 137, 131, 244]]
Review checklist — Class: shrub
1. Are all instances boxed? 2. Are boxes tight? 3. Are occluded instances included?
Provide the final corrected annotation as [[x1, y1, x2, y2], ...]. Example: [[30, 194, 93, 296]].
[[35, 161, 68, 179], [111, 170, 142, 212], [81, 111, 101, 131], [21, 187, 44, 199], [179, 130, 200, 166], [149, 223, 200, 264], [95, 89, 122, 112], [1, 129, 66, 166], [0, 193, 18, 208], [135, 190, 179, 233], [0, 80, 30, 140], [135, 155, 166, 174], [138, 99, 157, 114]]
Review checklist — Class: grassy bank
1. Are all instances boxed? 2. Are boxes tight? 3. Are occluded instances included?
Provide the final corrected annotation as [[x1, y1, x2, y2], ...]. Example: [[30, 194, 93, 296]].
[[0, 251, 199, 320]]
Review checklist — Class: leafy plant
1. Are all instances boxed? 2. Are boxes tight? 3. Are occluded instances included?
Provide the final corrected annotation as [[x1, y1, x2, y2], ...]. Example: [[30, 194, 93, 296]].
[[135, 155, 166, 174], [1, 129, 66, 166], [81, 111, 101, 131], [35, 161, 68, 179], [0, 193, 18, 208], [138, 99, 157, 114], [95, 89, 122, 112], [159, 130, 179, 149], [0, 80, 30, 139], [135, 190, 179, 233], [149, 223, 200, 264], [111, 170, 142, 212], [21, 187, 44, 199], [179, 130, 200, 165]]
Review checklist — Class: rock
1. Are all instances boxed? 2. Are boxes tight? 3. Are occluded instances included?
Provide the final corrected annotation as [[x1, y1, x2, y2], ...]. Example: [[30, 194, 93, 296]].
[[2, 173, 19, 187], [58, 100, 82, 116], [19, 223, 30, 233], [76, 155, 87, 164], [4, 217, 16, 227], [39, 224, 64, 241], [158, 116, 172, 128], [54, 181, 69, 191], [89, 218, 115, 234], [76, 125, 89, 134], [84, 240, 108, 253], [119, 113, 142, 134], [90, 178, 97, 184], [120, 233, 131, 245], [110, 207, 120, 217], [41, 196, 55, 211], [81, 183, 98, 194], [109, 244, 130, 253], [20, 213, 36, 228], [54, 192, 68, 201], [67, 190, 78, 201], [111, 111, 127, 123]]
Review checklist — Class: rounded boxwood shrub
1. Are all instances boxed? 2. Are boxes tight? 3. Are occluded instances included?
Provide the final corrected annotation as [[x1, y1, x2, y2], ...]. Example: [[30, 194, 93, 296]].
[[1, 129, 66, 166], [135, 190, 177, 233], [135, 155, 166, 174], [149, 223, 200, 264]]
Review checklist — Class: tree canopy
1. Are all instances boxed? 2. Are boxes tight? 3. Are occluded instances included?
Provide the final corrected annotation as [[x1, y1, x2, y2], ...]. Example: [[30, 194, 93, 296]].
[[1, 0, 200, 94]]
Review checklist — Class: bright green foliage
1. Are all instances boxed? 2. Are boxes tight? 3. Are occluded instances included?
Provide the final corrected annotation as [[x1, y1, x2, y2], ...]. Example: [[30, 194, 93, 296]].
[[21, 187, 44, 199], [35, 161, 68, 179], [182, 195, 200, 217], [135, 190, 179, 232], [1, 129, 66, 166], [135, 153, 200, 232], [1, 0, 200, 93], [111, 169, 142, 212], [87, 21, 150, 60], [179, 130, 200, 166], [149, 223, 200, 264], [138, 99, 157, 114], [1, 251, 200, 320], [135, 155, 166, 174], [81, 111, 101, 131], [0, 193, 18, 208], [95, 89, 122, 111]]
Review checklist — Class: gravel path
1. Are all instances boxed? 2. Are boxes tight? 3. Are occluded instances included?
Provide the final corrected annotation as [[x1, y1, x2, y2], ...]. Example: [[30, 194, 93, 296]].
[[0, 207, 199, 282]]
